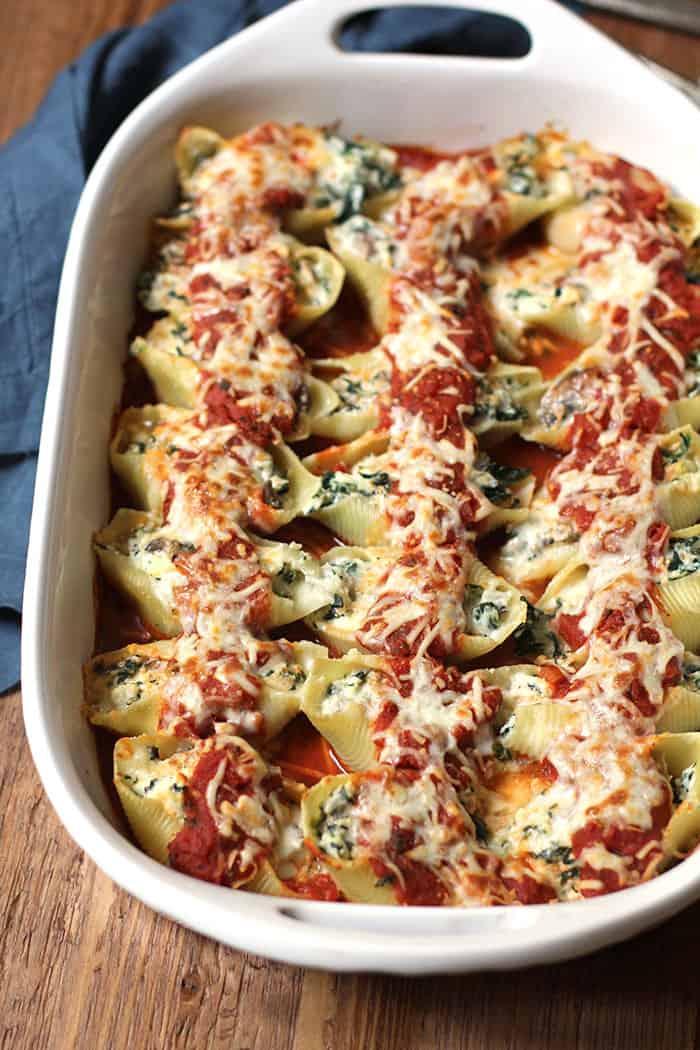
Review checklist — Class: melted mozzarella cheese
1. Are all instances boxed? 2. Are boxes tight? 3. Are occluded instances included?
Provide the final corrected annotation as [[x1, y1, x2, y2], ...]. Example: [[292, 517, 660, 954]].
[[383, 280, 475, 372], [105, 124, 700, 906]]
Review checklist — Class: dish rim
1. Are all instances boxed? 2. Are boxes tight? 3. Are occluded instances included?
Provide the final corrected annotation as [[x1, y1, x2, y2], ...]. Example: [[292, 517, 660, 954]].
[[21, 0, 700, 973]]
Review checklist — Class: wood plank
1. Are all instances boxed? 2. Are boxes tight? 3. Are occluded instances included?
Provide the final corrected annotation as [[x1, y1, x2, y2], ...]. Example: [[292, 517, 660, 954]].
[[4, 4, 700, 1048], [587, 10, 700, 79], [0, 0, 170, 144]]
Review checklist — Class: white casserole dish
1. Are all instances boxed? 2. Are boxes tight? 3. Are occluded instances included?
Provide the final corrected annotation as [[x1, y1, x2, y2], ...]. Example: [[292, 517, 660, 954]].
[[22, 0, 700, 974]]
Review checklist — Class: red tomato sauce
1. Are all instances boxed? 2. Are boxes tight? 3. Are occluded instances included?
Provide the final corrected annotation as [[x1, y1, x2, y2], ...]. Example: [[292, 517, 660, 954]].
[[571, 797, 671, 896], [120, 354, 156, 409], [169, 750, 229, 884], [645, 261, 700, 359], [284, 873, 343, 901], [538, 663, 572, 699], [393, 365, 475, 447], [591, 157, 667, 222], [300, 284, 378, 360], [372, 855, 448, 906], [369, 815, 449, 905], [274, 520, 339, 558], [519, 329, 584, 380], [391, 144, 459, 172], [203, 384, 285, 442], [168, 745, 269, 885], [491, 436, 561, 488], [556, 612, 586, 651], [502, 872, 556, 905], [271, 714, 347, 786], [94, 575, 157, 653]]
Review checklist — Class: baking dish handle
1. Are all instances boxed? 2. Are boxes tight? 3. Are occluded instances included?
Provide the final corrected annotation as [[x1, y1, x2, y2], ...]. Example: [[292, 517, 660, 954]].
[[282, 0, 640, 83]]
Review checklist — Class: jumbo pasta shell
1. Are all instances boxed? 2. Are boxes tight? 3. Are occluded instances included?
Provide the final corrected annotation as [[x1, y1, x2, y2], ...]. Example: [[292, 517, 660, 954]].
[[654, 733, 700, 860], [89, 694, 161, 737], [668, 396, 700, 431], [130, 334, 200, 409], [254, 443, 324, 532], [458, 560, 527, 660], [326, 226, 392, 335], [657, 685, 700, 734], [301, 654, 379, 771], [310, 404, 381, 443], [110, 404, 192, 514], [301, 775, 398, 904], [113, 734, 190, 864], [500, 701, 580, 760], [312, 494, 385, 546], [287, 376, 341, 442], [257, 538, 336, 626], [502, 170, 574, 238], [287, 246, 345, 335], [284, 203, 340, 244], [658, 476, 700, 531], [538, 560, 589, 615], [94, 510, 184, 638], [659, 574, 700, 651], [302, 429, 390, 475], [175, 125, 224, 189], [246, 859, 293, 897]]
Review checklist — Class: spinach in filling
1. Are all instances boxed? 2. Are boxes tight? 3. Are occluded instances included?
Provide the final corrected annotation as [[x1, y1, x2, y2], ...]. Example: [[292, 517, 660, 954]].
[[311, 468, 391, 510], [662, 431, 691, 466], [672, 765, 696, 805], [464, 585, 506, 636], [666, 534, 700, 580], [682, 660, 700, 691], [685, 349, 700, 397], [474, 376, 529, 424], [472, 454, 530, 507], [311, 135, 401, 223], [514, 604, 564, 660], [314, 784, 356, 860]]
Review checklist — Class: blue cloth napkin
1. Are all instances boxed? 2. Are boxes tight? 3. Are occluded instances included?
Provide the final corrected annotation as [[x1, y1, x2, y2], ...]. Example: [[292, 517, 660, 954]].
[[0, 0, 567, 691]]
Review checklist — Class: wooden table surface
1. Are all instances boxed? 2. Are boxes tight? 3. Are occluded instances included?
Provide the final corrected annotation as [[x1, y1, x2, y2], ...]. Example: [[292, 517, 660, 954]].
[[3, 4, 700, 1048]]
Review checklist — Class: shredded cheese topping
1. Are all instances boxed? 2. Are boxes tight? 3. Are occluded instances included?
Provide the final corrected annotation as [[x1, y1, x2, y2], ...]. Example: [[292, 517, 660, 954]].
[[90, 122, 700, 907]]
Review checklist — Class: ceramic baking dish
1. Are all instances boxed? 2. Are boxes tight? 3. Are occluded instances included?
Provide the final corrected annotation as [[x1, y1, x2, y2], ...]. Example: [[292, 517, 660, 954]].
[[22, 0, 700, 974]]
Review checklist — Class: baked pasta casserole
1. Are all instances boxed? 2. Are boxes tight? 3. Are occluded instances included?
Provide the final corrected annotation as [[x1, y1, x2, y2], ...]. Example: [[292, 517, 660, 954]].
[[84, 122, 700, 906]]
